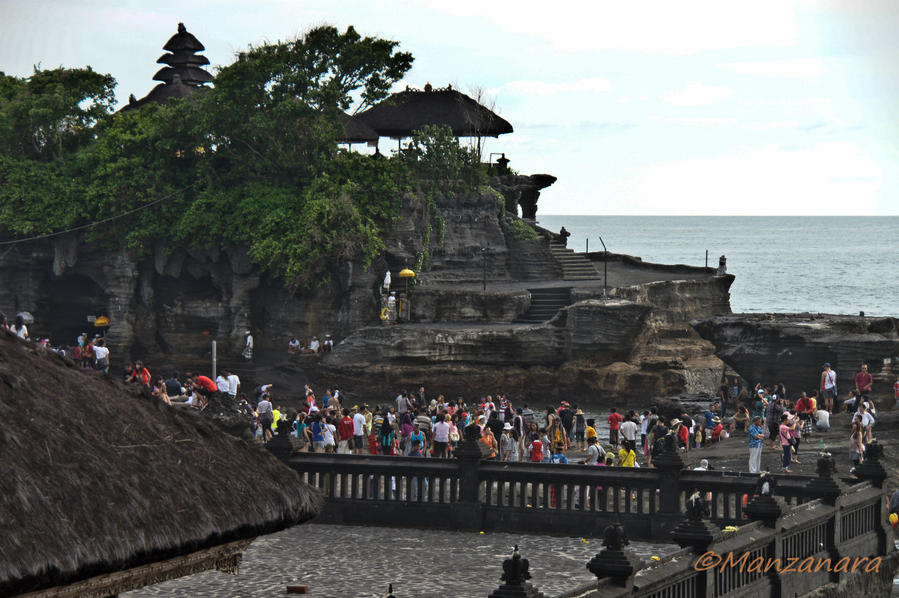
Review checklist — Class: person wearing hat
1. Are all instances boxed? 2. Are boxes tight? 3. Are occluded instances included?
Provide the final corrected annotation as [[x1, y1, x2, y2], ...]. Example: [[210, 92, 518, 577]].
[[352, 405, 367, 455], [748, 416, 765, 473], [820, 362, 838, 413], [242, 330, 254, 361], [323, 334, 334, 352], [500, 422, 517, 461], [670, 418, 688, 453]]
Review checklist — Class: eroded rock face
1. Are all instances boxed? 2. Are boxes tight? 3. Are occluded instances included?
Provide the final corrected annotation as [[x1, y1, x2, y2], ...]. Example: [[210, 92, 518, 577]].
[[692, 314, 899, 395]]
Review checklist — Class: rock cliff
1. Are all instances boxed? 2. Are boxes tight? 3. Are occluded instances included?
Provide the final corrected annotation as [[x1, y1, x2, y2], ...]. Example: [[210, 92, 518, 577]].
[[692, 314, 899, 397], [0, 177, 736, 402]]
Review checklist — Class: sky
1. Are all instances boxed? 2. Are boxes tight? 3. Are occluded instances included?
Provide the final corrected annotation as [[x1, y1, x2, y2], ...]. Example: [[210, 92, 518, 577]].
[[3, 0, 899, 215]]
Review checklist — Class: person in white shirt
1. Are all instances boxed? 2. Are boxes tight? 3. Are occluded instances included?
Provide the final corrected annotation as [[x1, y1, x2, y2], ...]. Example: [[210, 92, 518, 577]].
[[215, 374, 230, 392], [288, 337, 301, 354], [242, 331, 254, 361], [352, 408, 367, 455], [224, 370, 240, 398], [322, 418, 337, 452], [620, 417, 638, 444], [12, 315, 28, 340], [92, 340, 110, 373], [815, 409, 830, 432], [853, 404, 875, 442], [309, 337, 321, 352]]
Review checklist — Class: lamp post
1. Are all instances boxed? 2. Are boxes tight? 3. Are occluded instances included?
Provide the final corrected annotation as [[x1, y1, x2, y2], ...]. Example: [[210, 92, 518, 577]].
[[398, 268, 416, 321], [599, 237, 608, 297]]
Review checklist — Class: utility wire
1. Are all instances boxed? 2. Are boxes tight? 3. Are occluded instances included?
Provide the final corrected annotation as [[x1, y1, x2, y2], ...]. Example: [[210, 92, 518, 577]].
[[0, 182, 199, 246]]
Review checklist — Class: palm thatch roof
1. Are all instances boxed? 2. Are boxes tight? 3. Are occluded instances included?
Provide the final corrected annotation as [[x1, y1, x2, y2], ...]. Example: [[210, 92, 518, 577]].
[[356, 86, 514, 138], [337, 112, 379, 143], [0, 330, 321, 597], [122, 77, 209, 111], [162, 22, 205, 52]]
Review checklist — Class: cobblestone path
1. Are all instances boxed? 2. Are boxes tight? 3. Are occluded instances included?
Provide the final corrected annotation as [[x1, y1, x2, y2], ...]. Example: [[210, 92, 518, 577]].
[[124, 524, 678, 597]]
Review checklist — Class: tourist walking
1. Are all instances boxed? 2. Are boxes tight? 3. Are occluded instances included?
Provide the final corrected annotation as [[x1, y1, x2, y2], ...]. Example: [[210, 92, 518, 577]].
[[256, 395, 274, 443], [748, 416, 765, 473], [820, 363, 837, 412]]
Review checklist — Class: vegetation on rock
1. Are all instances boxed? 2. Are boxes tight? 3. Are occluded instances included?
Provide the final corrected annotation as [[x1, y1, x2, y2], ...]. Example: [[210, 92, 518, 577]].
[[0, 26, 493, 289]]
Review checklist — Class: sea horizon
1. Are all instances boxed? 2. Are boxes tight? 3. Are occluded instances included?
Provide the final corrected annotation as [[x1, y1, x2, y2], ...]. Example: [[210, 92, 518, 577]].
[[536, 215, 899, 317]]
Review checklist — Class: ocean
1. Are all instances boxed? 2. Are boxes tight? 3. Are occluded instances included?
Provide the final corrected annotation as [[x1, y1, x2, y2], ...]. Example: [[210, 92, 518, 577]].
[[538, 216, 899, 317]]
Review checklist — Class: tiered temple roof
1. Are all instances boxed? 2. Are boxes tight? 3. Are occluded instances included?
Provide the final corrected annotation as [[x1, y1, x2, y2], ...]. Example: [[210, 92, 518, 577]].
[[123, 23, 211, 111]]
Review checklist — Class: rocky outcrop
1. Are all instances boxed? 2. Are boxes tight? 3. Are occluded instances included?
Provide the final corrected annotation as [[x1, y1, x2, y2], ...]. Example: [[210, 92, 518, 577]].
[[324, 299, 650, 370], [692, 314, 899, 397]]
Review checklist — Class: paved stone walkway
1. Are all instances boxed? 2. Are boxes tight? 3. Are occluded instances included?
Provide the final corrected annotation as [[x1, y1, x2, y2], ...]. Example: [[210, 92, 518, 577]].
[[124, 524, 678, 597]]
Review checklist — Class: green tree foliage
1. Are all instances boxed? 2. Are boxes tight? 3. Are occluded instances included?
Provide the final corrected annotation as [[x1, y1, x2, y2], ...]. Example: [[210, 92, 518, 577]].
[[401, 124, 484, 193], [0, 27, 490, 289], [0, 67, 116, 161]]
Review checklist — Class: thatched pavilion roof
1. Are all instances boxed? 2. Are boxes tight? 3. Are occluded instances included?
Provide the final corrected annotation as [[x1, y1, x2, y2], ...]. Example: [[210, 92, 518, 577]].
[[337, 112, 379, 143], [123, 77, 209, 111], [356, 86, 514, 138], [0, 331, 321, 597]]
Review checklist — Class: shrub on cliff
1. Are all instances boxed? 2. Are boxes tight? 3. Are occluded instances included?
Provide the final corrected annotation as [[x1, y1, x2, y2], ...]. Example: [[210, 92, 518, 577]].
[[0, 26, 414, 289], [506, 219, 540, 241]]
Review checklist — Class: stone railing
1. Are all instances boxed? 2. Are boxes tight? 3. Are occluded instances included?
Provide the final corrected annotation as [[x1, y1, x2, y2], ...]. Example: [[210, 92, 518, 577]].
[[267, 433, 888, 542], [554, 455, 892, 598], [361, 460, 894, 598]]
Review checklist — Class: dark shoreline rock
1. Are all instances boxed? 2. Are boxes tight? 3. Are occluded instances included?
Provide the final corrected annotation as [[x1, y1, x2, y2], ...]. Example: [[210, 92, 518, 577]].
[[692, 313, 899, 396]]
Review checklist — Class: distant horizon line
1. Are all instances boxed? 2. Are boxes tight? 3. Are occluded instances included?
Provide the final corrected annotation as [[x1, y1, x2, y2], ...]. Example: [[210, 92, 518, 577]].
[[537, 214, 899, 218]]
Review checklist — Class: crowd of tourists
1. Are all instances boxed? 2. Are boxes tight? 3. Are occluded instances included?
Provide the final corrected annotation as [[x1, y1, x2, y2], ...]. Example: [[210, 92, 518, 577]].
[[2, 313, 892, 479], [244, 361, 889, 478]]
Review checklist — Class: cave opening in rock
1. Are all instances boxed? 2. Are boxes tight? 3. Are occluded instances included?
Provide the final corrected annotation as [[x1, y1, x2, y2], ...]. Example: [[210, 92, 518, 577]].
[[35, 274, 110, 345]]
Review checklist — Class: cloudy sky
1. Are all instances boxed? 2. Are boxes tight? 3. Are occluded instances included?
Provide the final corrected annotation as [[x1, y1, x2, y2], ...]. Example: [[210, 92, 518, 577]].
[[4, 0, 899, 215]]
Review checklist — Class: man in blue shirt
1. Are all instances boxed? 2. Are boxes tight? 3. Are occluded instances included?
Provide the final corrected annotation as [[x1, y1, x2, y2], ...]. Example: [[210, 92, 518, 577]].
[[748, 416, 765, 473]]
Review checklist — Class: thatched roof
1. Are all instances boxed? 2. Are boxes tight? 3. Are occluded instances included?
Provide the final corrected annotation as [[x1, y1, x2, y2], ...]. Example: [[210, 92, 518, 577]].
[[337, 112, 379, 143], [162, 22, 205, 52], [156, 53, 210, 67], [356, 86, 514, 138], [0, 330, 321, 596], [152, 65, 214, 85], [121, 78, 209, 111]]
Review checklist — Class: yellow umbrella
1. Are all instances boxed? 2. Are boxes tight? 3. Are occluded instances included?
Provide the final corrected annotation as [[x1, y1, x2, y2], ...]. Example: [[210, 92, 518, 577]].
[[397, 269, 415, 320], [94, 316, 111, 327]]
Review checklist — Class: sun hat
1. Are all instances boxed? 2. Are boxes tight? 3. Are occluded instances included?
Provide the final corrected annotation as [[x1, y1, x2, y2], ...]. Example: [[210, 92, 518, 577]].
[[712, 416, 721, 423], [669, 418, 681, 426], [503, 422, 512, 430]]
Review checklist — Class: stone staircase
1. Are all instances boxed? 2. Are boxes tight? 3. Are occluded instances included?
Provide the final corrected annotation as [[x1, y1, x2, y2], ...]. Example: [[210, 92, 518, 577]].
[[549, 241, 601, 280], [516, 287, 572, 323]]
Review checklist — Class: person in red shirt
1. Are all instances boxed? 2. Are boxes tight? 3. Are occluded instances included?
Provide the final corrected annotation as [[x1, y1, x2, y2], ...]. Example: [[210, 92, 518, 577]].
[[855, 364, 874, 398], [529, 437, 543, 462], [337, 408, 355, 453], [193, 375, 218, 395], [127, 361, 151, 386], [607, 408, 623, 448]]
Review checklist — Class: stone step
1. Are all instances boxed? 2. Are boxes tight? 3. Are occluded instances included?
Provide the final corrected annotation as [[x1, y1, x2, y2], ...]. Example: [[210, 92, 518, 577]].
[[514, 287, 573, 323]]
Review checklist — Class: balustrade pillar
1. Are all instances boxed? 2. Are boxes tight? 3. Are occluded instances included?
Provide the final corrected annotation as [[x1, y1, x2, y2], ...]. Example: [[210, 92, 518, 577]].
[[651, 433, 685, 538], [453, 424, 485, 529]]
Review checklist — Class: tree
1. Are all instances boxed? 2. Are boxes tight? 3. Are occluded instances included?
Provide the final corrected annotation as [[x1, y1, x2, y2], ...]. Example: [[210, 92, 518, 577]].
[[205, 25, 413, 186], [0, 67, 116, 161]]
